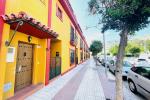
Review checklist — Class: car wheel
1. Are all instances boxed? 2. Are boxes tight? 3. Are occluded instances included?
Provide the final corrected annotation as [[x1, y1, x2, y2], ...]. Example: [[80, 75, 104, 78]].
[[128, 80, 137, 93], [113, 70, 115, 75]]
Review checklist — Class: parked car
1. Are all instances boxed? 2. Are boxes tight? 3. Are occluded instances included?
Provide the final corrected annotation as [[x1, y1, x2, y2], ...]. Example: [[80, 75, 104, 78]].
[[125, 57, 137, 66], [136, 53, 150, 64], [108, 60, 132, 78], [127, 66, 150, 100], [101, 56, 113, 67]]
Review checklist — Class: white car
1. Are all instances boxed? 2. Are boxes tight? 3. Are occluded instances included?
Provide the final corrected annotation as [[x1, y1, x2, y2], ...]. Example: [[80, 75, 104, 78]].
[[128, 66, 150, 100], [108, 60, 132, 78], [136, 54, 150, 64]]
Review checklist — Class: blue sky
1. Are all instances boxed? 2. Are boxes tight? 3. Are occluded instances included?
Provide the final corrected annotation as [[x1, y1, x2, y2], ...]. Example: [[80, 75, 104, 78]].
[[69, 0, 150, 46]]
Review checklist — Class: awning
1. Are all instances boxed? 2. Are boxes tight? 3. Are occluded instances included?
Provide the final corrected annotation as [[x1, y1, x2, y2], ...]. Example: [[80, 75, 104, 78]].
[[1, 11, 58, 39]]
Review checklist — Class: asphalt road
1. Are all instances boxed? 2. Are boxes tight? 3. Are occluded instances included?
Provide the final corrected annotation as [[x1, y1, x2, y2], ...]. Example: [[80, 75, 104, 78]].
[[123, 79, 147, 100], [107, 69, 147, 100]]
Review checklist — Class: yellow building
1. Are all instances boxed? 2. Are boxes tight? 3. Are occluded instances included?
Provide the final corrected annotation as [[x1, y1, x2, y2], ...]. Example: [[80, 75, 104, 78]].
[[0, 0, 89, 99], [50, 0, 89, 77]]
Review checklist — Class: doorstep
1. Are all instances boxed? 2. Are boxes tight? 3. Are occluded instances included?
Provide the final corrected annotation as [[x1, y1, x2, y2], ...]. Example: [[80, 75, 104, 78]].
[[8, 83, 44, 100]]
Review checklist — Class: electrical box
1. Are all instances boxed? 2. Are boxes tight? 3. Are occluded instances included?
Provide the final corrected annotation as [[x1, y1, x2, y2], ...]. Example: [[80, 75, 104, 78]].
[[6, 47, 15, 62]]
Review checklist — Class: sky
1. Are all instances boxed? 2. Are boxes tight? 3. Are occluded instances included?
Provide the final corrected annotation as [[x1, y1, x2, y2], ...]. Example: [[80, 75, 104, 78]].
[[69, 0, 150, 48]]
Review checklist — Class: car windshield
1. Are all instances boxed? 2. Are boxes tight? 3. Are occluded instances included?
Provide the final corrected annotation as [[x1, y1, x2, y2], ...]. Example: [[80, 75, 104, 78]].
[[123, 61, 132, 67], [137, 61, 150, 66], [138, 59, 146, 61], [136, 67, 150, 79]]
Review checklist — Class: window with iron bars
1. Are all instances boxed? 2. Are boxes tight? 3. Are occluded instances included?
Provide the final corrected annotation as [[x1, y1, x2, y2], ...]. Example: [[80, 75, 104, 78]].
[[70, 26, 75, 42], [70, 49, 75, 65]]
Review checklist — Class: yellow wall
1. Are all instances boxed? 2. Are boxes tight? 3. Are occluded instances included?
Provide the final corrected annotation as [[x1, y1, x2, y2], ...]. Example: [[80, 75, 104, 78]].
[[0, 0, 89, 99], [3, 29, 47, 99], [0, 0, 49, 99], [0, 24, 10, 100], [51, 40, 62, 57], [5, 0, 48, 25], [51, 0, 72, 73], [51, 0, 88, 73], [77, 33, 81, 63]]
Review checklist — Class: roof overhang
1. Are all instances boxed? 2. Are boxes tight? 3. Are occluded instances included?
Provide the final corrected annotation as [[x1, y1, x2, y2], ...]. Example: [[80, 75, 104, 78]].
[[1, 12, 58, 39]]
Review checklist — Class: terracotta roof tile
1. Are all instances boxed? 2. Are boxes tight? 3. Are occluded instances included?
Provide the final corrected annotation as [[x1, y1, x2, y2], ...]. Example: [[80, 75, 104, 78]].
[[1, 11, 58, 38]]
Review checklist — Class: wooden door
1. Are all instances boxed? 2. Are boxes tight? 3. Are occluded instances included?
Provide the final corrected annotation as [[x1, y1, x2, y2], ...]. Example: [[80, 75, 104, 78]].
[[15, 42, 33, 92]]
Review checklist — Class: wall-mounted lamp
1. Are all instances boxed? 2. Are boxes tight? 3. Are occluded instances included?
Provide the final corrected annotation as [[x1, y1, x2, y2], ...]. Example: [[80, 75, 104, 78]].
[[28, 35, 32, 42]]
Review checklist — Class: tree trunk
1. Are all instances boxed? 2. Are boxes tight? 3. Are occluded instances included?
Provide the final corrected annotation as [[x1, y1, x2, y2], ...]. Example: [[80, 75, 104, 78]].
[[116, 28, 128, 100], [96, 54, 98, 65]]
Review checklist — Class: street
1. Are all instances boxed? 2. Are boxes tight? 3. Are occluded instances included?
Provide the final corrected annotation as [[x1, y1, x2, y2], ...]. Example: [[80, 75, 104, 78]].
[[97, 63, 147, 100], [123, 80, 146, 100], [25, 58, 147, 100]]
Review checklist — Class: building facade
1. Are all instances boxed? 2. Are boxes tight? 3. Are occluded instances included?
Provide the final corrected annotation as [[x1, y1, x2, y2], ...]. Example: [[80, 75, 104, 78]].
[[0, 0, 90, 99]]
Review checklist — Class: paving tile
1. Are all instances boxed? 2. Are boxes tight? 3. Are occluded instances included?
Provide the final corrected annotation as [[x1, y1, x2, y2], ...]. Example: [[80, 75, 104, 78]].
[[53, 61, 88, 100], [25, 61, 88, 100], [74, 59, 105, 100]]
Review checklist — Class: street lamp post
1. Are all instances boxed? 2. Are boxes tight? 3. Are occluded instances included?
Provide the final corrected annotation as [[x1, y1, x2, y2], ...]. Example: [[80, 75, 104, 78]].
[[85, 26, 108, 76], [102, 32, 108, 76]]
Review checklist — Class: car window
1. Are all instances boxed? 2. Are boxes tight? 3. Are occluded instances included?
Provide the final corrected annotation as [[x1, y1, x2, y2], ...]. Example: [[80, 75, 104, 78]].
[[138, 59, 146, 61], [123, 61, 132, 67], [110, 60, 114, 65], [134, 67, 150, 80]]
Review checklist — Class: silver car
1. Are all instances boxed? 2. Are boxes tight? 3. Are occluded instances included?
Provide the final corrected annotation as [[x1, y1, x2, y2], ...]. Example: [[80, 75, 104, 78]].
[[128, 66, 150, 100], [108, 60, 132, 77]]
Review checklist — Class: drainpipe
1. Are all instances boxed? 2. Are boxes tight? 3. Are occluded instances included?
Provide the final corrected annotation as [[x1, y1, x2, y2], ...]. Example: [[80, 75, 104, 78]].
[[45, 0, 53, 85], [102, 32, 108, 77]]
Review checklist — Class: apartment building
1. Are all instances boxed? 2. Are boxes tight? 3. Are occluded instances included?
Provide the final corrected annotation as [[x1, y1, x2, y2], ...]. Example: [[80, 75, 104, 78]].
[[0, 0, 90, 99]]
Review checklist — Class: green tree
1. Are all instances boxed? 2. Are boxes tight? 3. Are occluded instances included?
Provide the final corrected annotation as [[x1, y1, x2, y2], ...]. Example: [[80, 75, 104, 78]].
[[129, 46, 141, 56], [89, 40, 103, 56], [109, 45, 118, 56], [146, 40, 150, 51], [88, 0, 150, 99]]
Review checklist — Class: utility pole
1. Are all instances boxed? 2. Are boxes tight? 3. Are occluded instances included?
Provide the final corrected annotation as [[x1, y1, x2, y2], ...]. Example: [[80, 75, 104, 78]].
[[85, 26, 108, 76], [102, 32, 107, 76]]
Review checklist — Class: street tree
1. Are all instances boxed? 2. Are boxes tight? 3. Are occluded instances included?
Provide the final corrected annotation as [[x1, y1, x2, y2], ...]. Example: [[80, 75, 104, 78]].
[[109, 45, 118, 56], [89, 40, 103, 56], [88, 0, 150, 99], [146, 40, 150, 51], [129, 47, 141, 57]]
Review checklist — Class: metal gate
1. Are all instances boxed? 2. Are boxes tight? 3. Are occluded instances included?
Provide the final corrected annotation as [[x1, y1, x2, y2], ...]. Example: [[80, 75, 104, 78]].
[[15, 42, 33, 92], [50, 57, 61, 79]]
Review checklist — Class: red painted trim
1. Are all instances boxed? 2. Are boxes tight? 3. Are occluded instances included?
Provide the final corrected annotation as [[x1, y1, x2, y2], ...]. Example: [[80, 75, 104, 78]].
[[8, 84, 44, 100], [0, 0, 6, 47], [48, 75, 61, 83], [45, 39, 51, 85], [61, 59, 88, 76], [48, 0, 52, 27], [61, 65, 76, 76], [45, 0, 53, 85]]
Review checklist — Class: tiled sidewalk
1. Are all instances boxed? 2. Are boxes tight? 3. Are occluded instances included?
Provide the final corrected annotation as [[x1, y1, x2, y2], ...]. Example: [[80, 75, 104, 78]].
[[26, 61, 88, 100], [25, 59, 106, 100], [53, 62, 88, 100], [74, 59, 105, 100]]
